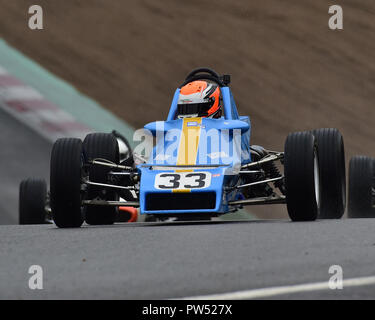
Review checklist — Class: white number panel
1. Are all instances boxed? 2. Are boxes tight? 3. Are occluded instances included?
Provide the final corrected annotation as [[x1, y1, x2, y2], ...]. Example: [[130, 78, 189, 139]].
[[154, 172, 212, 190]]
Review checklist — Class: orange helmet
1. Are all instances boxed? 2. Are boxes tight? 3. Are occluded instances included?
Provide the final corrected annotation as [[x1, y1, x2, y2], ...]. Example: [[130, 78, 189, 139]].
[[177, 80, 222, 119]]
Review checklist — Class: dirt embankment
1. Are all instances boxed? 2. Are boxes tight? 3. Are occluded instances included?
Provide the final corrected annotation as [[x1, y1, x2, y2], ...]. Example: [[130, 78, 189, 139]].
[[1, 0, 374, 218]]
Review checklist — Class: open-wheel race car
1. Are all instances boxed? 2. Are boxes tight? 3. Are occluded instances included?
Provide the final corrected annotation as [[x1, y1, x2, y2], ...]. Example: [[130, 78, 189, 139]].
[[21, 68, 347, 227], [348, 155, 375, 218]]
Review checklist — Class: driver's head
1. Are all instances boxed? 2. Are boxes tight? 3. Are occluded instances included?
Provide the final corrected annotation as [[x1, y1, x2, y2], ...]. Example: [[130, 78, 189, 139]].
[[177, 80, 222, 119]]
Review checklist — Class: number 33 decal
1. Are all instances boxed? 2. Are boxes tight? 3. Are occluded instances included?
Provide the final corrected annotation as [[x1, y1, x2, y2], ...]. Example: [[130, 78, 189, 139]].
[[155, 172, 211, 190]]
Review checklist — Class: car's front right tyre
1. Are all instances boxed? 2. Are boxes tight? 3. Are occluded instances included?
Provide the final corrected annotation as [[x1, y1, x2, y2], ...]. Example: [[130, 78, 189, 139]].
[[50, 138, 84, 228]]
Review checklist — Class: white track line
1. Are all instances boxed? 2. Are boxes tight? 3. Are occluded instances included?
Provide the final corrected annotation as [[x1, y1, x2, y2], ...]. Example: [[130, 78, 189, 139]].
[[178, 276, 375, 300]]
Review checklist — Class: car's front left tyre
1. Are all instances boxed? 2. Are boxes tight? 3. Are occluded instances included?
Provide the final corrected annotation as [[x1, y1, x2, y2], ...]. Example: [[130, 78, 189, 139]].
[[50, 138, 84, 228]]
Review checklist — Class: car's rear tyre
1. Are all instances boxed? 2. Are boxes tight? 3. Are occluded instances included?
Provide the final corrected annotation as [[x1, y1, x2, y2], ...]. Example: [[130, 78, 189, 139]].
[[348, 156, 375, 218], [50, 138, 84, 228], [19, 178, 47, 224], [83, 133, 119, 225], [284, 131, 320, 221], [312, 128, 346, 219]]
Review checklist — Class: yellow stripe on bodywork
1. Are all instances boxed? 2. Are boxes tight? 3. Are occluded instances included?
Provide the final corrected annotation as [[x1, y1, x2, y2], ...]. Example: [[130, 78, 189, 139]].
[[177, 117, 202, 166], [172, 189, 191, 193]]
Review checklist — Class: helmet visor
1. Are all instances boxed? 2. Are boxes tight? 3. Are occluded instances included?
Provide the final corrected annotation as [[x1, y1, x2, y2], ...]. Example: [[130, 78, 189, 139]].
[[177, 100, 214, 118]]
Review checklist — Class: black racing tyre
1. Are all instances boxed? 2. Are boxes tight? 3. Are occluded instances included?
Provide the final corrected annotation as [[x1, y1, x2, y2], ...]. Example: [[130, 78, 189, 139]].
[[312, 128, 346, 219], [348, 156, 375, 218], [284, 131, 320, 221], [50, 138, 84, 228], [19, 178, 47, 224], [83, 133, 119, 225]]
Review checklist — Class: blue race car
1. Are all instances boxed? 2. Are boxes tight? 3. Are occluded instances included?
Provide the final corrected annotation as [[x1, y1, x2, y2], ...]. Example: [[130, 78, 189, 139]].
[[49, 68, 346, 227]]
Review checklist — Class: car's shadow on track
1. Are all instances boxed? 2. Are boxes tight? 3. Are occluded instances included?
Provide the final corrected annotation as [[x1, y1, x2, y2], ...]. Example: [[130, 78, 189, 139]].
[[42, 218, 289, 230], [76, 218, 288, 229], [140, 219, 287, 227], [43, 217, 349, 230]]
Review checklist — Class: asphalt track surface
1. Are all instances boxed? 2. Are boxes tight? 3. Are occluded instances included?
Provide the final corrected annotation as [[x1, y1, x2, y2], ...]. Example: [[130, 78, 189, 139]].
[[0, 218, 374, 299], [0, 108, 51, 224]]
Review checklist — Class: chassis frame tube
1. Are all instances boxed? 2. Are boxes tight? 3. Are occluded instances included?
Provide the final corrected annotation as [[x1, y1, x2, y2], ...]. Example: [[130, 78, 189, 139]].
[[241, 153, 284, 169], [89, 159, 134, 171], [228, 195, 286, 206], [235, 176, 284, 189], [82, 200, 140, 207], [83, 179, 136, 190]]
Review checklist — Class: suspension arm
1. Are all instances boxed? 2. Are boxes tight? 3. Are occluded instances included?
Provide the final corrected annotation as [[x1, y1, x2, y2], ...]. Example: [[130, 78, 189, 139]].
[[241, 153, 284, 170], [228, 195, 286, 206]]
